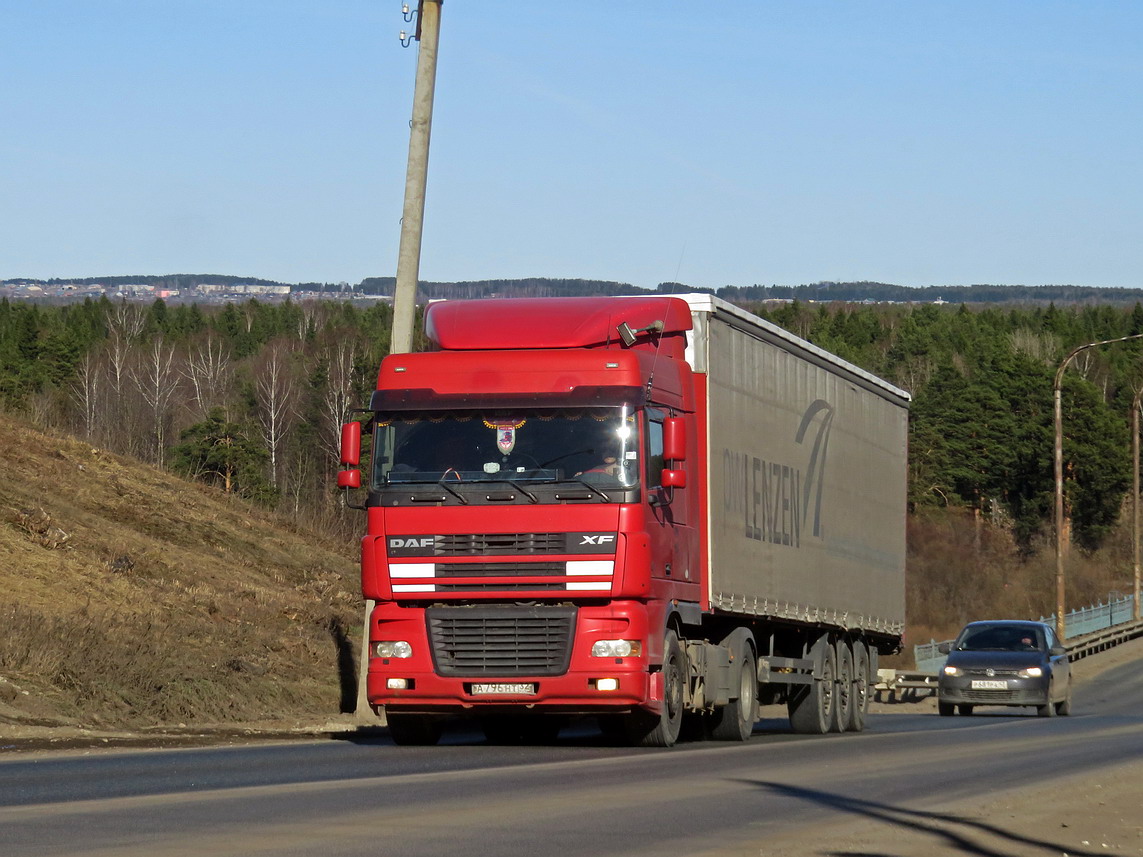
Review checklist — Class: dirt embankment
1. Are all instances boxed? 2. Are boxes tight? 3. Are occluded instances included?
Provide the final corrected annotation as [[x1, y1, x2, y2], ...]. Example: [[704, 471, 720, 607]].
[[0, 413, 362, 741]]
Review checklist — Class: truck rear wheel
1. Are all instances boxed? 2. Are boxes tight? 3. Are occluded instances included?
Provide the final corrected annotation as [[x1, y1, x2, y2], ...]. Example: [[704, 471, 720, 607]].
[[788, 639, 837, 734], [624, 630, 685, 747], [710, 647, 758, 741], [846, 641, 870, 732], [832, 642, 853, 733], [386, 712, 443, 746]]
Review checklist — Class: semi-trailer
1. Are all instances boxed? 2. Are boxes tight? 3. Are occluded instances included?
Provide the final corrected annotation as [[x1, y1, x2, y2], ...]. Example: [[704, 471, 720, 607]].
[[338, 293, 909, 746]]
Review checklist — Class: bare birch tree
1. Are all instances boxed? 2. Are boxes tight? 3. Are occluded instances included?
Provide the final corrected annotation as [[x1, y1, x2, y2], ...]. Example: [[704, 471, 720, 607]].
[[184, 333, 232, 420], [70, 351, 102, 440], [132, 336, 179, 465], [104, 300, 146, 447], [254, 340, 298, 488], [320, 339, 360, 464], [296, 301, 326, 346]]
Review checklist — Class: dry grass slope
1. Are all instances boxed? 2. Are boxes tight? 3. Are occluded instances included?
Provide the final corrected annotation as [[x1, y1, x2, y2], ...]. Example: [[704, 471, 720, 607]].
[[0, 413, 360, 730]]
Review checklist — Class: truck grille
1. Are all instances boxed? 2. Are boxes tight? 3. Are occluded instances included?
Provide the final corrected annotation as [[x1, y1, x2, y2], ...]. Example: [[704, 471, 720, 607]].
[[436, 533, 567, 555], [425, 605, 576, 677], [435, 562, 565, 578]]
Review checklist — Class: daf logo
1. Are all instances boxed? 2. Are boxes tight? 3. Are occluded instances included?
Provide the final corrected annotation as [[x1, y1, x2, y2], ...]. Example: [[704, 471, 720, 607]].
[[389, 537, 435, 548], [580, 535, 616, 546]]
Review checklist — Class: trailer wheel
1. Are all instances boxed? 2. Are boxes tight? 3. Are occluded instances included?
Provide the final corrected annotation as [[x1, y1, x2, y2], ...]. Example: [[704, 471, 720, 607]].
[[846, 641, 870, 732], [625, 630, 685, 747], [832, 642, 853, 733], [788, 638, 837, 734], [710, 647, 758, 741], [386, 713, 443, 746]]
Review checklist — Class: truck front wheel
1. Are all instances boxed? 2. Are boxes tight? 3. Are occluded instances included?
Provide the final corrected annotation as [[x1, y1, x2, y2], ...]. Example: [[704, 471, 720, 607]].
[[625, 630, 685, 747]]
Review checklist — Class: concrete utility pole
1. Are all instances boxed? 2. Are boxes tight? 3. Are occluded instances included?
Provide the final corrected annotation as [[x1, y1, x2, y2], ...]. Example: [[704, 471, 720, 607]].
[[1053, 333, 1143, 640], [357, 1, 444, 719], [391, 0, 443, 355]]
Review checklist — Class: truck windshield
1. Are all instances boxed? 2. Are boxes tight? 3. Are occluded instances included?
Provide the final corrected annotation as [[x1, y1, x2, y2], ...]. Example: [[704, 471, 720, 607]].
[[372, 406, 639, 488]]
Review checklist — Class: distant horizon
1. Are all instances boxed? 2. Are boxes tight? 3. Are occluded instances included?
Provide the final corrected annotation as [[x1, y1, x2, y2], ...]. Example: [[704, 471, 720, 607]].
[[5, 274, 1141, 292]]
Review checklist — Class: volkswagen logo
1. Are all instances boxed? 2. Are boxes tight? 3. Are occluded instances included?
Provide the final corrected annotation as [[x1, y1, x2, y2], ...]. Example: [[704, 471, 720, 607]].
[[985, 668, 995, 677]]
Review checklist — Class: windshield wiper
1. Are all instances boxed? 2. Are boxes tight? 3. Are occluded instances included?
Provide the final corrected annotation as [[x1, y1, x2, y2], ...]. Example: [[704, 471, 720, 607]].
[[566, 477, 613, 502], [436, 479, 469, 505], [479, 479, 540, 504]]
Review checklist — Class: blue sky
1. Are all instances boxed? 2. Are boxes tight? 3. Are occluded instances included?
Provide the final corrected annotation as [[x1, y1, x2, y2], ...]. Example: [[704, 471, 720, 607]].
[[4, 1, 1142, 290]]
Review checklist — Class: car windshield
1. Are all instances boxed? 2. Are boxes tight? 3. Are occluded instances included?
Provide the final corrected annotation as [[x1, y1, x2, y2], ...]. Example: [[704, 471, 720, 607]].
[[956, 625, 1044, 652], [372, 406, 639, 488]]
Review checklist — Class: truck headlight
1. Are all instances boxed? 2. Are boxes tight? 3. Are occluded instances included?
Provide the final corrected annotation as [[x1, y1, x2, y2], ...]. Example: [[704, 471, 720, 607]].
[[942, 665, 960, 676], [374, 641, 413, 659], [1018, 666, 1043, 678], [591, 639, 642, 658]]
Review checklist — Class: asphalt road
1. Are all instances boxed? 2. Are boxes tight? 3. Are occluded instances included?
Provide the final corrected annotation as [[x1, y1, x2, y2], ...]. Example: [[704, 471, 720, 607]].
[[1, 656, 1140, 857]]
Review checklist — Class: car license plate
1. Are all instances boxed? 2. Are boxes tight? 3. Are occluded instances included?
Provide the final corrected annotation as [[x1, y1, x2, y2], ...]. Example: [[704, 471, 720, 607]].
[[971, 679, 1008, 690], [471, 683, 536, 696]]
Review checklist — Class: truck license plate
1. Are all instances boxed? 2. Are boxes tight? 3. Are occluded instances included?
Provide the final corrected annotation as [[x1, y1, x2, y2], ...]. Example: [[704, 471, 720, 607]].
[[471, 683, 536, 696], [971, 680, 1008, 690]]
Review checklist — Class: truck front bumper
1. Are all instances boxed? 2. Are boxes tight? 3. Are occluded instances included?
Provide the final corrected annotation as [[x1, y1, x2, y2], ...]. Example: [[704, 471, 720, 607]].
[[366, 600, 658, 715]]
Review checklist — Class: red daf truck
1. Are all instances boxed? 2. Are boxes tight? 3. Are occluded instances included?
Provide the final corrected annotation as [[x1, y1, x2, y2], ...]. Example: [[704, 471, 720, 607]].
[[338, 293, 908, 746]]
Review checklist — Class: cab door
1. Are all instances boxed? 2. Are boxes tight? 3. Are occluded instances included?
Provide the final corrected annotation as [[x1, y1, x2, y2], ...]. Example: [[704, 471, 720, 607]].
[[644, 409, 697, 595]]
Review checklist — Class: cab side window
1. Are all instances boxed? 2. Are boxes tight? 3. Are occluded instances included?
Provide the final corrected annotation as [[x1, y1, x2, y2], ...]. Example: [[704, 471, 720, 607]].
[[646, 412, 665, 487]]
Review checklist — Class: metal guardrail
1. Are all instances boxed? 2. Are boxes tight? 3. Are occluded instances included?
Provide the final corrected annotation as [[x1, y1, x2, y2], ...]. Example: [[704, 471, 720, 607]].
[[911, 593, 1139, 676], [1039, 594, 1137, 639]]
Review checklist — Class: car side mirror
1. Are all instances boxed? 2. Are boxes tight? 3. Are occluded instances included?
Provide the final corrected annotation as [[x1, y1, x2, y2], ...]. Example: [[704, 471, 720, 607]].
[[1050, 645, 1067, 656], [937, 642, 952, 654]]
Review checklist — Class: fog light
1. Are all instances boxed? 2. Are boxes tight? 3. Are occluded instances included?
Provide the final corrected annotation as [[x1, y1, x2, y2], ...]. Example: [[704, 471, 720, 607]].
[[374, 640, 413, 659], [591, 639, 642, 658], [387, 678, 408, 690], [595, 678, 619, 692]]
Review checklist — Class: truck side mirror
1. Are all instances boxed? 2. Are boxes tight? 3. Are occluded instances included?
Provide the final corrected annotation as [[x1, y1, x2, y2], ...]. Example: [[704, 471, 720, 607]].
[[338, 421, 365, 509], [661, 469, 686, 489], [663, 417, 686, 462], [340, 422, 362, 466]]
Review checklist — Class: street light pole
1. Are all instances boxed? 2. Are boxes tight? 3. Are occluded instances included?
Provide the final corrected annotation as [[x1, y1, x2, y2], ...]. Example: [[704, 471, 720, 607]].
[[1134, 387, 1143, 622], [1053, 333, 1143, 640]]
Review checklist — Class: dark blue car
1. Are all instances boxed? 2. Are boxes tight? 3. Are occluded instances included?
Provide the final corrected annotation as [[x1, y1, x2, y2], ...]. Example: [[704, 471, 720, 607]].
[[937, 620, 1072, 717]]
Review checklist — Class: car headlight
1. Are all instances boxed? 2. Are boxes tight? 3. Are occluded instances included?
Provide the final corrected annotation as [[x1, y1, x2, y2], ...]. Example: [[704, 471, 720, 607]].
[[942, 665, 961, 676], [1018, 666, 1043, 678], [374, 640, 413, 659], [591, 639, 642, 658]]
